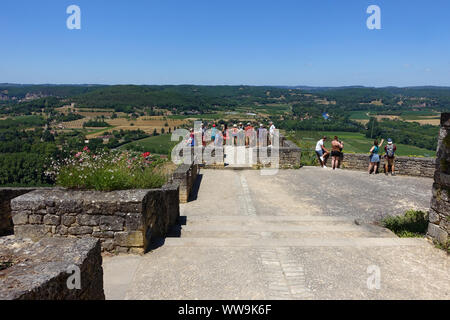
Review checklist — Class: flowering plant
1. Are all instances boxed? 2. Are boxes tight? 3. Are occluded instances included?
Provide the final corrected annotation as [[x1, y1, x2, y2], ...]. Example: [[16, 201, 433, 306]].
[[45, 149, 169, 191]]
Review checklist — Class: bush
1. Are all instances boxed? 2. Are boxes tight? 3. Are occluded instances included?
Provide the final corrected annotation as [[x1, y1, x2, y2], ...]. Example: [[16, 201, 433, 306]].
[[47, 148, 169, 191], [382, 210, 429, 237]]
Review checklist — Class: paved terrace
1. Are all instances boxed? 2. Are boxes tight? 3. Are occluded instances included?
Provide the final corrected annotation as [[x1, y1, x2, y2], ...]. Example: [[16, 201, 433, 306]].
[[104, 167, 449, 300]]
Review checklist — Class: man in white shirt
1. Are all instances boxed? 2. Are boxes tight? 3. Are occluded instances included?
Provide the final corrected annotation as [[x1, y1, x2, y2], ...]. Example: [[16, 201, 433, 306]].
[[315, 136, 329, 168], [269, 121, 276, 146]]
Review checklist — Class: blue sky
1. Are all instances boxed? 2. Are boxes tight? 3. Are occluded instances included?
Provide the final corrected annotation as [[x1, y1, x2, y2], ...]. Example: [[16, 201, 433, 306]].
[[1, 0, 449, 86]]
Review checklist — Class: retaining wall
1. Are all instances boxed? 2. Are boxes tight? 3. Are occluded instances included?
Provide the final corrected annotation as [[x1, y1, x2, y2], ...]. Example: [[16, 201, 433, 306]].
[[340, 153, 436, 178], [428, 113, 450, 244]]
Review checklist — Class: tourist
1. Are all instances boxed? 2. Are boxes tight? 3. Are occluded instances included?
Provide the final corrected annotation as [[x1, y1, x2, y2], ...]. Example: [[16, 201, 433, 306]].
[[315, 136, 329, 168], [258, 124, 268, 147], [211, 124, 217, 142], [331, 136, 344, 170], [238, 122, 245, 146], [201, 123, 206, 147], [384, 138, 397, 176], [222, 124, 228, 145], [189, 128, 195, 147], [269, 121, 276, 146], [231, 124, 238, 145], [245, 122, 253, 147], [214, 129, 222, 147], [368, 139, 384, 174]]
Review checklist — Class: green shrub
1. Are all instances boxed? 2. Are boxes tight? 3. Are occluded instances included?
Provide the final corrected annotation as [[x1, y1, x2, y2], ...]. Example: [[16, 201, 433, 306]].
[[300, 150, 319, 167], [382, 210, 429, 237], [434, 239, 450, 254], [48, 148, 169, 191]]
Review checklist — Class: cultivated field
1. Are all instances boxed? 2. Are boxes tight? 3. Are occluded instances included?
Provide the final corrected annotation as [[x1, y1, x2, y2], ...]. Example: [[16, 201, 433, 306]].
[[349, 111, 441, 126], [85, 116, 189, 139]]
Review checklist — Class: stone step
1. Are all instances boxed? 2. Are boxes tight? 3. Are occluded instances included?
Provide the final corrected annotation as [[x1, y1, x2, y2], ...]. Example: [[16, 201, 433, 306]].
[[180, 224, 364, 232], [176, 229, 396, 239], [162, 237, 428, 248], [222, 165, 254, 170], [183, 215, 353, 223]]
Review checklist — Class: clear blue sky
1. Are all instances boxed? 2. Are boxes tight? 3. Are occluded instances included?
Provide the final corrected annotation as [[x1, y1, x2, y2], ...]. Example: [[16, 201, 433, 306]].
[[1, 0, 449, 86]]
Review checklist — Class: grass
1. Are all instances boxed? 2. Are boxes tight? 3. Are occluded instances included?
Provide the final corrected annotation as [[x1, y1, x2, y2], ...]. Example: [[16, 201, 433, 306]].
[[382, 210, 429, 238], [286, 130, 436, 157], [120, 134, 181, 155], [434, 240, 450, 254], [349, 111, 370, 120]]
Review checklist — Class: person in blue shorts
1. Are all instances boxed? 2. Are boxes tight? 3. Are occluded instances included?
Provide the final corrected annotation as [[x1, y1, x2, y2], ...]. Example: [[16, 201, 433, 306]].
[[368, 138, 384, 174]]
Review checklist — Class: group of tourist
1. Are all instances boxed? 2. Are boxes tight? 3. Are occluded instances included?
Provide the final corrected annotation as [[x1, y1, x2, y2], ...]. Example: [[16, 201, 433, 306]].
[[187, 121, 277, 148], [315, 136, 397, 175]]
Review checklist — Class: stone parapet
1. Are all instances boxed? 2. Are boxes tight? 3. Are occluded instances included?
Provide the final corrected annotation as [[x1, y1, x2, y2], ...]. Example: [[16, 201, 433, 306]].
[[340, 153, 435, 178], [0, 236, 104, 300], [427, 113, 450, 244], [10, 186, 180, 254]]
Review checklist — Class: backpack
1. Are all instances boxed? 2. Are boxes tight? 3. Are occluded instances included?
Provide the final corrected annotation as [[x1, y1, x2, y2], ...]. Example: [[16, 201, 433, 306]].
[[386, 144, 395, 157]]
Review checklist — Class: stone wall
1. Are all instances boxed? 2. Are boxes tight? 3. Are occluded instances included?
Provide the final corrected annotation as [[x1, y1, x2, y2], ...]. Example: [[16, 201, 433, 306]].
[[428, 113, 450, 244], [340, 153, 435, 177], [278, 139, 302, 168], [256, 137, 302, 168], [0, 188, 37, 236], [0, 236, 104, 300], [171, 163, 199, 203], [11, 185, 180, 254]]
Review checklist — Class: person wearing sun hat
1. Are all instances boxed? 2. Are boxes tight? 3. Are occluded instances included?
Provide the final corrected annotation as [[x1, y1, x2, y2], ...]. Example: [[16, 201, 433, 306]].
[[384, 138, 397, 176]]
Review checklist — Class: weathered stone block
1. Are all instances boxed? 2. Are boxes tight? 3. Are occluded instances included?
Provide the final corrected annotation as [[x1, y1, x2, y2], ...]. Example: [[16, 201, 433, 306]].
[[12, 212, 29, 225], [431, 198, 450, 217], [0, 237, 105, 300], [102, 239, 115, 251], [99, 216, 124, 231], [93, 231, 114, 239], [68, 226, 93, 235], [114, 231, 144, 247], [125, 212, 144, 231], [62, 215, 76, 226], [29, 215, 42, 224], [429, 208, 441, 224], [77, 214, 100, 226], [14, 225, 51, 241], [56, 199, 83, 214], [56, 225, 68, 235], [118, 203, 141, 213], [427, 223, 448, 244], [43, 214, 60, 226]]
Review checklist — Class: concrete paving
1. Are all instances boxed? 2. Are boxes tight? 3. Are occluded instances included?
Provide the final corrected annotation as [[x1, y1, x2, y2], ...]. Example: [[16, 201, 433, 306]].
[[103, 167, 449, 300]]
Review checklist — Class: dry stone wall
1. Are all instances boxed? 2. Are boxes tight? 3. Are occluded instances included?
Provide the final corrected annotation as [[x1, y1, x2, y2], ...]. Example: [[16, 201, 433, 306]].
[[0, 188, 38, 236], [340, 153, 435, 177], [428, 113, 450, 244], [11, 186, 179, 254], [5, 162, 200, 253]]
